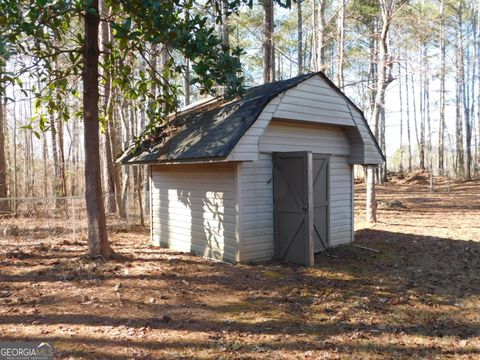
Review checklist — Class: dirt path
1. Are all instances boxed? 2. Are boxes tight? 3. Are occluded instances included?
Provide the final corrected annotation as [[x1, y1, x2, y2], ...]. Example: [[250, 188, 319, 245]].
[[0, 181, 479, 359]]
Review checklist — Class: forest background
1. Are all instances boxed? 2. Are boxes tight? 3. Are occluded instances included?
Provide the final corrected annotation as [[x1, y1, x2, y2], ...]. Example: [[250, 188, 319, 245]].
[[0, 0, 478, 217]]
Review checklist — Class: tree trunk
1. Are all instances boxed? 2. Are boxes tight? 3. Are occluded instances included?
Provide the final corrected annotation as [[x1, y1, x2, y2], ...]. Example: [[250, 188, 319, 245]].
[[134, 166, 144, 226], [336, 0, 345, 88], [3, 97, 12, 203], [0, 88, 7, 207], [426, 67, 432, 170], [109, 93, 126, 218], [465, 104, 472, 180], [42, 132, 48, 198], [117, 100, 130, 217], [311, 0, 318, 70], [71, 116, 79, 196], [50, 115, 61, 203], [312, 0, 326, 71], [276, 48, 281, 80], [262, 0, 274, 83], [271, 43, 276, 82], [23, 130, 29, 198], [455, 3, 465, 179], [366, 166, 377, 223], [419, 46, 426, 170], [100, 0, 117, 213], [398, 59, 404, 173], [371, 9, 388, 141], [370, 4, 392, 182], [57, 117, 67, 195], [438, 0, 446, 175], [404, 62, 412, 171], [475, 5, 480, 176], [222, 0, 230, 47], [297, 0, 303, 75], [368, 21, 378, 112], [26, 101, 35, 198], [184, 58, 191, 106], [476, 5, 480, 177], [12, 96, 17, 211], [318, 0, 326, 71], [105, 127, 117, 213], [83, 0, 113, 258], [463, 9, 473, 180], [411, 69, 420, 168]]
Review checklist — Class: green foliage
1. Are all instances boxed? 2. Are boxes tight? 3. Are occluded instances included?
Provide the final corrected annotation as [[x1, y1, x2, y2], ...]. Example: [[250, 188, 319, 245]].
[[348, 0, 380, 23]]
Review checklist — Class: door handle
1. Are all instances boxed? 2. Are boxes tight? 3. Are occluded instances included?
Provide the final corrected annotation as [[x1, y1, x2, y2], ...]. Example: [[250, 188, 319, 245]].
[[303, 204, 308, 210]]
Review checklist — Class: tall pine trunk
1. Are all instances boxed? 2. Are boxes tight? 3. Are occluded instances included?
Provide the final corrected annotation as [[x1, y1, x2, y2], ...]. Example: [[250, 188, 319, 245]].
[[438, 0, 446, 175], [222, 0, 230, 47], [475, 6, 480, 176], [476, 5, 480, 176], [297, 0, 303, 75], [57, 118, 67, 195], [262, 0, 274, 83], [83, 0, 113, 258], [455, 3, 465, 179], [12, 97, 17, 210], [398, 60, 404, 173], [0, 86, 7, 207], [371, 4, 393, 182], [70, 117, 80, 196], [100, 0, 117, 213], [411, 69, 419, 168], [426, 68, 432, 170], [184, 58, 191, 106], [405, 62, 412, 171], [366, 166, 377, 223], [42, 132, 48, 197], [336, 0, 345, 88], [463, 9, 473, 180], [50, 114, 61, 204], [371, 9, 389, 144], [419, 46, 426, 170], [312, 0, 326, 71]]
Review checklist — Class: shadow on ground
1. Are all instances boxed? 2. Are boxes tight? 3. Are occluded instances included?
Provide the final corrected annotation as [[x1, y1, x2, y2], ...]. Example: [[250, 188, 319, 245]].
[[0, 227, 479, 359]]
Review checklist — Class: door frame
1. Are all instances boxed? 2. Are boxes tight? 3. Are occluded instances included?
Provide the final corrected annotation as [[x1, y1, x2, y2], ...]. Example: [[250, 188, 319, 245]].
[[312, 153, 330, 251]]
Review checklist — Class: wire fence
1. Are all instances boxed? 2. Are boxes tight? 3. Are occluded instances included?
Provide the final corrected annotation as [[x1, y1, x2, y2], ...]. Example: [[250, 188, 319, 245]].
[[0, 193, 149, 242]]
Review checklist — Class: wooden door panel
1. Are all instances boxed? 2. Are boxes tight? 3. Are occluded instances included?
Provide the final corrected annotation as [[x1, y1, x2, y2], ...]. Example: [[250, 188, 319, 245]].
[[273, 152, 313, 266], [312, 155, 329, 253]]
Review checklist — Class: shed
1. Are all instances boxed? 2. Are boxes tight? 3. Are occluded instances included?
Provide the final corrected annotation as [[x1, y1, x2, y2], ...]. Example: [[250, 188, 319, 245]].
[[119, 72, 384, 266]]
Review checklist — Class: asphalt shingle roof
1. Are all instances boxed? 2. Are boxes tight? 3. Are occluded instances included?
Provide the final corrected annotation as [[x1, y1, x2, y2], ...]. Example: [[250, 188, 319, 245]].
[[118, 72, 318, 164]]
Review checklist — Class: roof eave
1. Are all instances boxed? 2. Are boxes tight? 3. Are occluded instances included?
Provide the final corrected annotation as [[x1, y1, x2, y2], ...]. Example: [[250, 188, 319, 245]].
[[120, 156, 230, 166]]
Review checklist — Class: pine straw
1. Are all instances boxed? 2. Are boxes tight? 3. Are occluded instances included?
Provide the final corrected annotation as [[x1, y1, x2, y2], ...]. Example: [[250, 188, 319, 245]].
[[0, 181, 479, 359]]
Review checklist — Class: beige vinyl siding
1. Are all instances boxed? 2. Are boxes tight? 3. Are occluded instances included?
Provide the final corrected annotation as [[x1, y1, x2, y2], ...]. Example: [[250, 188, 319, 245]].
[[150, 163, 238, 262], [227, 96, 281, 161], [259, 120, 350, 156], [348, 104, 384, 165], [237, 155, 274, 262], [238, 121, 353, 262], [329, 157, 353, 246], [345, 127, 365, 164], [273, 78, 356, 127]]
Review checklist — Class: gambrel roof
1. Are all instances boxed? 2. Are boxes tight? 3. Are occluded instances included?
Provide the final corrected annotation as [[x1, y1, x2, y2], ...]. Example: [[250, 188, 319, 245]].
[[119, 72, 384, 165]]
